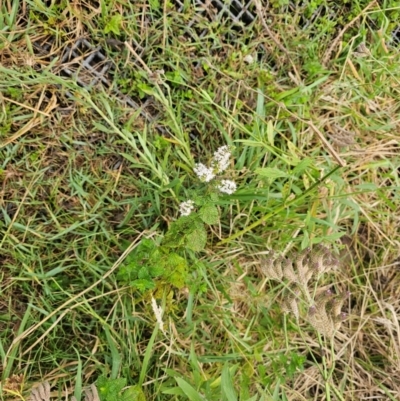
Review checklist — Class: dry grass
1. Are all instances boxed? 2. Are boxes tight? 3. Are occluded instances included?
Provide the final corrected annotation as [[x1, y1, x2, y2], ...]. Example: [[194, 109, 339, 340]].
[[0, 0, 400, 400]]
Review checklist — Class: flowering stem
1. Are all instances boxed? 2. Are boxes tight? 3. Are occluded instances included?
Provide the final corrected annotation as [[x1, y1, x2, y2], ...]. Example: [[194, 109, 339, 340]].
[[217, 166, 342, 245]]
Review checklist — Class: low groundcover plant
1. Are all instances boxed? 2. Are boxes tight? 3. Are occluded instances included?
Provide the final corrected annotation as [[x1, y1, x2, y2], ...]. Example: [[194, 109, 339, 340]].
[[116, 145, 238, 305]]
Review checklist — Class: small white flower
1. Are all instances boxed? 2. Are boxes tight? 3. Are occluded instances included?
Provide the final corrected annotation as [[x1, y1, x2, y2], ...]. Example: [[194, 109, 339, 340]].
[[151, 296, 166, 335], [194, 163, 215, 182], [179, 200, 195, 216], [217, 179, 237, 195], [211, 145, 231, 173]]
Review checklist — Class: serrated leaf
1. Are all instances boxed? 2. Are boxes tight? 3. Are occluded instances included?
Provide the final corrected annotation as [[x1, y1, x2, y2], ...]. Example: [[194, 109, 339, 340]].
[[104, 15, 122, 35], [199, 204, 219, 224], [165, 253, 186, 270], [117, 260, 139, 282], [185, 225, 207, 252], [162, 217, 193, 248], [148, 263, 165, 278], [131, 279, 155, 292], [96, 377, 126, 401], [121, 385, 146, 401], [117, 238, 159, 283], [138, 266, 150, 279], [165, 252, 188, 288], [255, 167, 290, 179], [209, 192, 219, 202]]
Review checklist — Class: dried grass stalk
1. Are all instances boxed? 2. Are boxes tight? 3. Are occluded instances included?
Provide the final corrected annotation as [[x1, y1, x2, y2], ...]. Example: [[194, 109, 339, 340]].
[[29, 382, 50, 401], [261, 245, 348, 337], [29, 382, 100, 401]]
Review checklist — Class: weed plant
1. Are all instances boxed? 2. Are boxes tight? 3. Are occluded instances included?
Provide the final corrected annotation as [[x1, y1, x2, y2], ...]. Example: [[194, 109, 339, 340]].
[[0, 0, 400, 400]]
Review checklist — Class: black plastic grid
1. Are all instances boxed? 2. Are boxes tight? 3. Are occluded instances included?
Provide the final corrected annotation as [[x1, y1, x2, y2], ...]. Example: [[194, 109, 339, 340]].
[[392, 25, 400, 45], [33, 37, 158, 122], [173, 0, 256, 34], [31, 1, 257, 119], [58, 38, 142, 110], [59, 39, 112, 89], [31, 1, 400, 114]]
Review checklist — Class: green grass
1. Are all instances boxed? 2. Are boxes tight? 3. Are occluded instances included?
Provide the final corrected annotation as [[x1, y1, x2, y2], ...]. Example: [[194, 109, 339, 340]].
[[1, 0, 400, 400]]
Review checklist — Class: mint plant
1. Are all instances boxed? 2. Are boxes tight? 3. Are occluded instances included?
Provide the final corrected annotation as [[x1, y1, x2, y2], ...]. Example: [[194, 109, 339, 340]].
[[117, 145, 237, 292], [170, 145, 237, 252]]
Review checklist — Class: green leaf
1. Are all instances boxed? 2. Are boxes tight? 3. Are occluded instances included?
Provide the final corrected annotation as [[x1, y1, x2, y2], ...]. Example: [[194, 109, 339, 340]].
[[164, 252, 188, 288], [154, 135, 170, 150], [291, 157, 313, 175], [148, 262, 165, 278], [117, 238, 160, 283], [175, 378, 205, 401], [131, 279, 155, 292], [165, 70, 186, 84], [186, 225, 207, 252], [163, 216, 195, 248], [149, 0, 160, 10], [137, 83, 155, 97], [199, 204, 219, 224], [221, 363, 237, 401], [92, 121, 112, 133], [96, 376, 126, 401], [255, 167, 290, 179], [104, 15, 122, 35], [117, 260, 139, 282], [121, 385, 146, 401], [104, 327, 121, 380], [138, 266, 150, 280], [209, 192, 219, 202]]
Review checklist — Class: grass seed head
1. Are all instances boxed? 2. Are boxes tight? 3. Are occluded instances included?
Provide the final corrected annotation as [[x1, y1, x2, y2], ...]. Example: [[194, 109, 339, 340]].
[[308, 290, 349, 338]]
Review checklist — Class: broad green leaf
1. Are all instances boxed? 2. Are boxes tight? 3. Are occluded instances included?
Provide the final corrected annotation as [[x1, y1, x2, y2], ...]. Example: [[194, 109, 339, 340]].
[[165, 252, 188, 289], [131, 279, 155, 292], [162, 387, 186, 396], [199, 204, 219, 224], [138, 266, 150, 280], [266, 120, 275, 146], [186, 225, 207, 252], [96, 376, 126, 401], [121, 385, 146, 401], [149, 0, 160, 10]]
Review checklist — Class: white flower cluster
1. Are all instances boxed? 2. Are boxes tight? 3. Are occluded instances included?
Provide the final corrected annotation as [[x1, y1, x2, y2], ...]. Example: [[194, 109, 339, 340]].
[[180, 145, 237, 217], [193, 163, 215, 183], [217, 179, 237, 195], [211, 145, 231, 174], [194, 145, 232, 182], [179, 200, 195, 216]]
